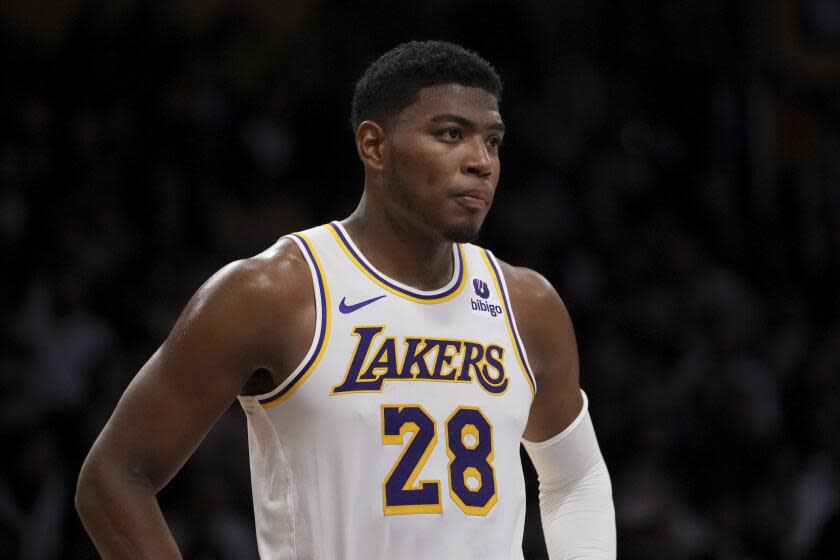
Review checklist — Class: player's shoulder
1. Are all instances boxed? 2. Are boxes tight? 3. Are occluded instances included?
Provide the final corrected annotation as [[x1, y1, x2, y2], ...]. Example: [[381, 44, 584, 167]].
[[192, 236, 311, 317], [239, 236, 311, 288], [156, 236, 314, 375], [493, 258, 563, 312], [491, 257, 576, 377]]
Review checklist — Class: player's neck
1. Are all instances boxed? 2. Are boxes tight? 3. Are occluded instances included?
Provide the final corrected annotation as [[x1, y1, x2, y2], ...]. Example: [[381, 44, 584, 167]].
[[342, 204, 454, 292]]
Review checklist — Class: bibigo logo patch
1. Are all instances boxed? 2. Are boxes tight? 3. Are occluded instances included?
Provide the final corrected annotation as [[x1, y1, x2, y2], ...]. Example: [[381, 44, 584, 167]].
[[470, 278, 502, 318]]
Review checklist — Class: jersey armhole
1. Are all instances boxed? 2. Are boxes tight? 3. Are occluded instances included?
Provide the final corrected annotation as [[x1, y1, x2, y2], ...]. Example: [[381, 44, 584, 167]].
[[479, 248, 538, 399], [241, 232, 332, 409]]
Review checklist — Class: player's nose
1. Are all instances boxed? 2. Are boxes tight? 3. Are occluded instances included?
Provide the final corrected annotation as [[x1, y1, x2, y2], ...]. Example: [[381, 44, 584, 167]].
[[462, 137, 494, 179]]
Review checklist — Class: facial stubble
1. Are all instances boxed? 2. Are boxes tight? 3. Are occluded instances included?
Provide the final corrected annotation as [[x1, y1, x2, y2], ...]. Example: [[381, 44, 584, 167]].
[[387, 164, 484, 244]]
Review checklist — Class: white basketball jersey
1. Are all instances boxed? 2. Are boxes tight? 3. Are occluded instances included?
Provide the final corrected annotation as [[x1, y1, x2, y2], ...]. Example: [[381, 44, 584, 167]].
[[238, 222, 537, 559]]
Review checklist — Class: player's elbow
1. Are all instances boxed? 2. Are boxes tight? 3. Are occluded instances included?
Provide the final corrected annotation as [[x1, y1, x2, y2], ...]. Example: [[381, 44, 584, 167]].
[[76, 446, 161, 519], [75, 450, 124, 523], [75, 454, 104, 523]]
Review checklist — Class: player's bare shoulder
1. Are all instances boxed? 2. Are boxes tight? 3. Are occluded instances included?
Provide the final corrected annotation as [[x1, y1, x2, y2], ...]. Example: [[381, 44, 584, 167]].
[[189, 237, 311, 324], [167, 236, 316, 393], [495, 259, 578, 384], [235, 236, 314, 302]]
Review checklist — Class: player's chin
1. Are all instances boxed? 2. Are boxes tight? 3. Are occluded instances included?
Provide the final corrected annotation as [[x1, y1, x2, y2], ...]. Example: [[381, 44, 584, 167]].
[[441, 215, 485, 243]]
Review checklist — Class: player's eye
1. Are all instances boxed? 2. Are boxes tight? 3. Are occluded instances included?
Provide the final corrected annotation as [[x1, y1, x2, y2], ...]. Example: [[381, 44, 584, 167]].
[[440, 128, 463, 141], [487, 136, 503, 149]]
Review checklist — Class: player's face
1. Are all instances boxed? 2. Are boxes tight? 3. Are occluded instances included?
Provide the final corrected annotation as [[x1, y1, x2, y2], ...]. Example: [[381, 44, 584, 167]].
[[384, 84, 504, 243]]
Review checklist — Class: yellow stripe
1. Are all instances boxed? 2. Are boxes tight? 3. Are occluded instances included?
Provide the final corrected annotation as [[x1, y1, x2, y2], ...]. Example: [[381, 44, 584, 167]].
[[328, 226, 467, 304], [479, 250, 536, 399], [262, 232, 332, 408]]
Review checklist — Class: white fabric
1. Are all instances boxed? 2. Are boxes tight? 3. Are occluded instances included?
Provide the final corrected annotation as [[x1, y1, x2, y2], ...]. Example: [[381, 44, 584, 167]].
[[522, 391, 616, 559], [238, 223, 537, 559]]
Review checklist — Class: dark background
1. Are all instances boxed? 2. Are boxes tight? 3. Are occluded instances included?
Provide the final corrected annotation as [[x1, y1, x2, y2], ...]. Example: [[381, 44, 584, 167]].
[[2, 1, 839, 558]]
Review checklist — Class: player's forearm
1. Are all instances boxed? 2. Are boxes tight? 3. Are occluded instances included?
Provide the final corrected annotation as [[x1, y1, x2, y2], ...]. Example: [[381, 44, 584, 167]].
[[523, 391, 616, 559], [76, 456, 182, 559], [537, 460, 615, 559]]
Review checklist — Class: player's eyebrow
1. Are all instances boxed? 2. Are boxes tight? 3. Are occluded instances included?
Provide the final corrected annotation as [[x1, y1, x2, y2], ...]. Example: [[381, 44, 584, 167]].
[[430, 113, 506, 132]]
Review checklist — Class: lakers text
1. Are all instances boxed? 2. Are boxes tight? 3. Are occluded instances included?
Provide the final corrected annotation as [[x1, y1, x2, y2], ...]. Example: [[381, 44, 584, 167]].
[[331, 326, 509, 395]]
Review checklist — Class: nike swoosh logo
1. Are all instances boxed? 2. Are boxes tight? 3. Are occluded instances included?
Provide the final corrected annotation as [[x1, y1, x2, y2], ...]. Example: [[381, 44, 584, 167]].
[[339, 295, 387, 314]]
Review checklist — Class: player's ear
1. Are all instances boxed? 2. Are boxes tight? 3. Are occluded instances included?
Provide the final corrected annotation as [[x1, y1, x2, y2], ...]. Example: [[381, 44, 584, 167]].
[[355, 120, 387, 172]]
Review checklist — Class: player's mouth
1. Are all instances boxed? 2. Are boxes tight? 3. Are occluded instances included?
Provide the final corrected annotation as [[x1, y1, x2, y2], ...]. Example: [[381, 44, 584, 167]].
[[453, 189, 490, 210]]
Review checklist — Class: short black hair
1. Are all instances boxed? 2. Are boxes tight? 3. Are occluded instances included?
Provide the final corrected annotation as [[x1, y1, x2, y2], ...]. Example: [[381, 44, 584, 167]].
[[350, 41, 503, 131]]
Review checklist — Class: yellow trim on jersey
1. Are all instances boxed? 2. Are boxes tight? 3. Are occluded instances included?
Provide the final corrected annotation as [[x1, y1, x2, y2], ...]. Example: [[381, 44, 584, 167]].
[[479, 250, 537, 400], [328, 226, 468, 304], [261, 232, 332, 409]]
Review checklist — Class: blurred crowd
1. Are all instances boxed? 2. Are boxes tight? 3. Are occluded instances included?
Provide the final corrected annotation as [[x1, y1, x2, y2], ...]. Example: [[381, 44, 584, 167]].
[[2, 1, 839, 558]]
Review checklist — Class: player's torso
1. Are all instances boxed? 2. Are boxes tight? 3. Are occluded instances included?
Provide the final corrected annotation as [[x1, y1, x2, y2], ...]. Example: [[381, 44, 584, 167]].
[[239, 222, 536, 560]]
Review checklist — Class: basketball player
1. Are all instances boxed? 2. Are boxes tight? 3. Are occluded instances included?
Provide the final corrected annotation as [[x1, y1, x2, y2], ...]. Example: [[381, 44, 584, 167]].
[[76, 41, 616, 559]]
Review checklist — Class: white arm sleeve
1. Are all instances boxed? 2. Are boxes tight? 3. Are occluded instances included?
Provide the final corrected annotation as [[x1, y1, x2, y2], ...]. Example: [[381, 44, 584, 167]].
[[522, 391, 616, 560]]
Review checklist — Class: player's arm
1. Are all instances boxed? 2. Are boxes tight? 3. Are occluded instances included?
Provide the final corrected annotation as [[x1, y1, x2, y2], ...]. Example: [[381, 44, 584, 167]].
[[75, 238, 313, 559], [501, 262, 616, 560]]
